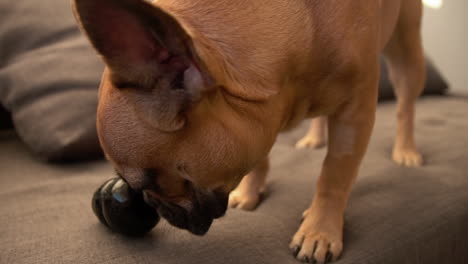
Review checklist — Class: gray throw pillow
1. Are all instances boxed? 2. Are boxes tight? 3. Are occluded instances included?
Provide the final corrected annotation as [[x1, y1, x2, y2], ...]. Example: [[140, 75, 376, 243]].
[[0, 1, 104, 162]]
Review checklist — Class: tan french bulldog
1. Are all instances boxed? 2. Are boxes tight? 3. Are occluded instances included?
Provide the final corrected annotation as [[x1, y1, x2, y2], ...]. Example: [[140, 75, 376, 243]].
[[73, 0, 425, 262]]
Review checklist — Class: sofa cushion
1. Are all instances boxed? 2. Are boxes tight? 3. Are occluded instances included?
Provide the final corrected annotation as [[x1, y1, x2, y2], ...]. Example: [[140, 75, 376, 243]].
[[0, 1, 103, 162]]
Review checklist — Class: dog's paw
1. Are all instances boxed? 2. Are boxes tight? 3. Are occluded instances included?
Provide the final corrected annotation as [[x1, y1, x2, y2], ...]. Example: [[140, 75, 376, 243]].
[[392, 147, 423, 167], [289, 210, 343, 263], [228, 189, 261, 211], [295, 135, 327, 149]]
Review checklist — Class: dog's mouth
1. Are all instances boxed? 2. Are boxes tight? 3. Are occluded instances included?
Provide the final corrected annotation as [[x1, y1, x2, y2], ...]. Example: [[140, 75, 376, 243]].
[[143, 188, 228, 235]]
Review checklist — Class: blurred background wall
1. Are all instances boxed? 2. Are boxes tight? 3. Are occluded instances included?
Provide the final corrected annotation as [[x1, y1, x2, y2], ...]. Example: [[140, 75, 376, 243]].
[[422, 0, 468, 93]]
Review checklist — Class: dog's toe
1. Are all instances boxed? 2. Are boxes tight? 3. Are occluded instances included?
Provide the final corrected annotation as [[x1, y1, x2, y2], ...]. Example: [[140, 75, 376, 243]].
[[291, 234, 341, 264], [295, 136, 327, 149], [228, 191, 260, 211], [392, 148, 423, 167], [290, 212, 343, 264]]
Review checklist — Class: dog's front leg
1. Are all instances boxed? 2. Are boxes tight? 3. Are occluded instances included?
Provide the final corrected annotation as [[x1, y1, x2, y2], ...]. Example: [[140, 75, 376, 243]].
[[228, 157, 269, 210], [290, 83, 377, 263]]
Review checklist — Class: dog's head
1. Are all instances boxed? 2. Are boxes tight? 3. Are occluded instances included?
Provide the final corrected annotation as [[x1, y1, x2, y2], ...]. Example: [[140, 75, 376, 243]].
[[73, 0, 285, 235]]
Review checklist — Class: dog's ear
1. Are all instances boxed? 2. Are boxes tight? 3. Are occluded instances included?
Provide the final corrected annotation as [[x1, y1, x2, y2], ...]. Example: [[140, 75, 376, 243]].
[[73, 0, 213, 131]]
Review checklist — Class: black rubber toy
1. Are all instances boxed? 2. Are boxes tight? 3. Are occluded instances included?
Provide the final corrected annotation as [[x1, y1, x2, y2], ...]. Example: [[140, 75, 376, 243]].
[[92, 178, 160, 236]]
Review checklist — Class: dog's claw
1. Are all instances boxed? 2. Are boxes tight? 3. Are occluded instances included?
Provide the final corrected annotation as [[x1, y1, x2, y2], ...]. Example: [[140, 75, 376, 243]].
[[292, 246, 301, 257], [325, 252, 333, 263], [290, 215, 342, 263]]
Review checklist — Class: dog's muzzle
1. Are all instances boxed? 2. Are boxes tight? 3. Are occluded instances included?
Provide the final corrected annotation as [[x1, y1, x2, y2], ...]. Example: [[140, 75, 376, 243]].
[[143, 188, 228, 235]]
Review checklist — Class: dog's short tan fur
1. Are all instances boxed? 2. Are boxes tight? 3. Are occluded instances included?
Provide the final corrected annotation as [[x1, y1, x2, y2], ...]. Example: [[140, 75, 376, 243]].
[[74, 0, 425, 262]]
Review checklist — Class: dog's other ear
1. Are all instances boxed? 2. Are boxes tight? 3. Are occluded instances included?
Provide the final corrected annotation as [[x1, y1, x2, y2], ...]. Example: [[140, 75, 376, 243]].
[[73, 0, 213, 131]]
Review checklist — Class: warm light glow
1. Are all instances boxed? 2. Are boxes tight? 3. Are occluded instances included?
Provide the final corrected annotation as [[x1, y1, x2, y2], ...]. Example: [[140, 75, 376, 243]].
[[423, 0, 443, 9]]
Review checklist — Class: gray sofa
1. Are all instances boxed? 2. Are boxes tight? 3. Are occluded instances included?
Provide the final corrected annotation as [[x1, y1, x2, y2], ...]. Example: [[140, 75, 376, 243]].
[[2, 95, 468, 264]]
